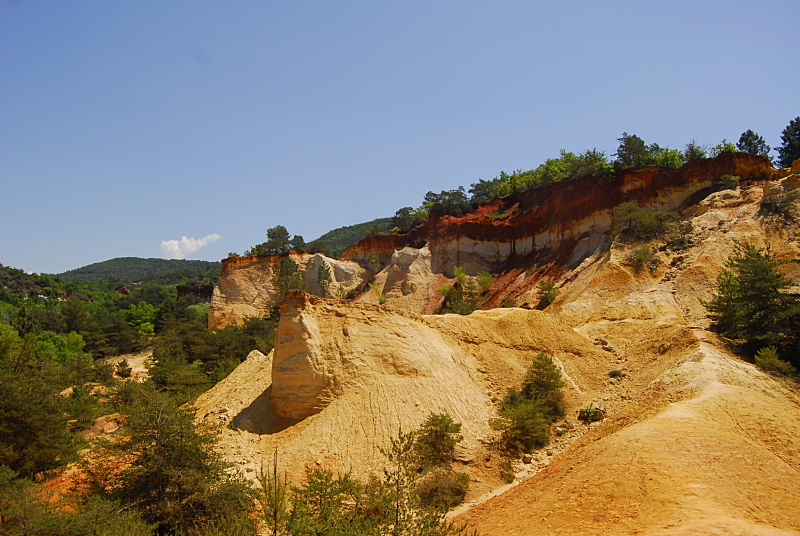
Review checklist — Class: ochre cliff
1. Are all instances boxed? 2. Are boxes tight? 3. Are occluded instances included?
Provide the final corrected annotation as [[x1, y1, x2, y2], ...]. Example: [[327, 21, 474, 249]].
[[209, 153, 779, 324], [195, 161, 800, 534], [208, 252, 366, 329]]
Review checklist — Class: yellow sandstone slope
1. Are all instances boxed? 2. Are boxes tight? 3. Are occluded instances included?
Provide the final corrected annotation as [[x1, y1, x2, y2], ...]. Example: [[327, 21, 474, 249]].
[[195, 175, 800, 534]]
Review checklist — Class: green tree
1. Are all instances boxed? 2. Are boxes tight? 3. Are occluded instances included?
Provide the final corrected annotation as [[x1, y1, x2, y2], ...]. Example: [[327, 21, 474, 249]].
[[520, 352, 566, 420], [99, 383, 252, 534], [61, 295, 90, 333], [614, 132, 649, 168], [709, 139, 738, 157], [266, 225, 292, 255], [612, 201, 676, 241], [317, 261, 332, 298], [290, 234, 308, 253], [737, 129, 771, 157], [684, 140, 707, 161], [535, 281, 559, 309], [271, 256, 306, 302], [776, 116, 800, 168], [492, 352, 566, 453], [704, 242, 800, 361], [413, 413, 463, 468]]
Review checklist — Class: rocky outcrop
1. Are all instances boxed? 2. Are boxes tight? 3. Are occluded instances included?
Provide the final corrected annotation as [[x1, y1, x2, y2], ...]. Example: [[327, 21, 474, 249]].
[[343, 153, 775, 278], [208, 252, 366, 329], [210, 154, 777, 325], [196, 290, 613, 479]]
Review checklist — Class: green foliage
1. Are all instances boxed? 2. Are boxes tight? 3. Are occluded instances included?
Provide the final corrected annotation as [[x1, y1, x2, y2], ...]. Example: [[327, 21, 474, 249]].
[[272, 257, 306, 302], [776, 116, 800, 168], [491, 398, 550, 453], [535, 281, 559, 309], [520, 352, 566, 420], [614, 132, 649, 168], [709, 139, 738, 157], [628, 245, 658, 274], [468, 149, 615, 205], [760, 189, 799, 222], [366, 250, 381, 274], [612, 201, 677, 241], [57, 257, 221, 284], [0, 467, 155, 536], [415, 469, 470, 511], [413, 413, 463, 469], [737, 129, 771, 157], [714, 174, 740, 191], [317, 261, 332, 298], [439, 267, 488, 315], [754, 346, 797, 376], [486, 209, 512, 221], [368, 282, 387, 305], [476, 271, 493, 294], [96, 383, 253, 534], [0, 327, 84, 476], [684, 140, 707, 161], [424, 187, 471, 217], [704, 242, 800, 362], [390, 207, 429, 234], [613, 133, 689, 170], [437, 283, 454, 298], [310, 217, 392, 258], [492, 353, 565, 453]]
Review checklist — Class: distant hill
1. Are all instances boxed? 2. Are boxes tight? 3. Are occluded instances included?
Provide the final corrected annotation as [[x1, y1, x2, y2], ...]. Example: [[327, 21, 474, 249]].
[[312, 217, 392, 258], [57, 257, 222, 283]]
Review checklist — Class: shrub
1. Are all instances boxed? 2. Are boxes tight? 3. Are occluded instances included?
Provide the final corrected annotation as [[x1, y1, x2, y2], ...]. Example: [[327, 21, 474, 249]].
[[628, 245, 658, 274], [704, 241, 800, 362], [521, 352, 566, 420], [754, 346, 797, 376], [414, 412, 463, 468], [535, 281, 559, 309], [612, 201, 677, 241], [476, 271, 493, 294], [760, 189, 799, 222], [492, 352, 566, 453], [438, 284, 454, 298], [415, 469, 470, 510], [491, 398, 551, 453], [714, 174, 740, 191]]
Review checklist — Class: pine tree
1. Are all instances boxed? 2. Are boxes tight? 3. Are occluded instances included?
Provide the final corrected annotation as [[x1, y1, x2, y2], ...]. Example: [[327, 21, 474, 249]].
[[776, 117, 800, 168]]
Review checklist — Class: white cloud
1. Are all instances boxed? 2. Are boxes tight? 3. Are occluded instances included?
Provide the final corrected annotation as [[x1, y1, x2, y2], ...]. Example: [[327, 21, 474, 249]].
[[160, 234, 221, 260]]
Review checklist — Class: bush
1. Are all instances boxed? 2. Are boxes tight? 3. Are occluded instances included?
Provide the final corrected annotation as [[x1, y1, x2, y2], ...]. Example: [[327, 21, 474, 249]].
[[628, 245, 658, 274], [413, 412, 463, 468], [760, 189, 799, 222], [492, 352, 566, 453], [754, 346, 797, 376], [415, 469, 470, 511], [535, 281, 559, 309], [476, 271, 494, 294], [612, 201, 677, 241], [714, 174, 740, 191], [492, 398, 551, 453], [704, 241, 800, 363]]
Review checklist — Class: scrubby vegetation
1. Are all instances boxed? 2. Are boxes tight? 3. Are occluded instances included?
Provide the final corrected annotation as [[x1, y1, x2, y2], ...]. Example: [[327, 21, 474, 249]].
[[492, 352, 566, 453], [438, 267, 493, 315], [255, 417, 474, 536], [704, 241, 800, 367]]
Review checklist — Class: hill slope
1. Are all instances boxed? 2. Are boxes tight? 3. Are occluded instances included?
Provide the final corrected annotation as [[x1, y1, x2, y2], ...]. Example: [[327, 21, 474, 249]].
[[199, 155, 800, 534], [57, 257, 221, 282], [311, 217, 392, 258]]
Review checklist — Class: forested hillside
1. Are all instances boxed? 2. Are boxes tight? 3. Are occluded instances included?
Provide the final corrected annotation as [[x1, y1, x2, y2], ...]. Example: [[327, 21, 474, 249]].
[[57, 257, 221, 284], [310, 217, 392, 258]]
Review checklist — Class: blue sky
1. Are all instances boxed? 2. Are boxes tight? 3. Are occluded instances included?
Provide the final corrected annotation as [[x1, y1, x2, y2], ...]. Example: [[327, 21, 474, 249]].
[[1, 1, 798, 274]]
